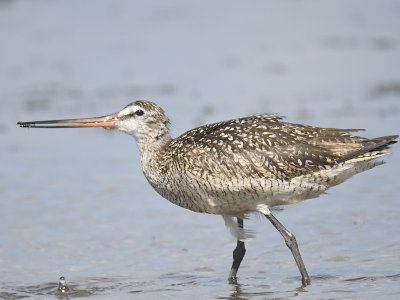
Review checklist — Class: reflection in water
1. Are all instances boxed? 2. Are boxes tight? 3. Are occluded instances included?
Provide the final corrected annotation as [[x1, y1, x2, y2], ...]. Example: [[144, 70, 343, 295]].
[[0, 272, 399, 299], [228, 281, 247, 300], [219, 279, 309, 300]]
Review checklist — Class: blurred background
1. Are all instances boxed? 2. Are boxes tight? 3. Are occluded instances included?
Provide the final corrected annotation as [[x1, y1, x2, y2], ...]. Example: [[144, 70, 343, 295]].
[[1, 1, 399, 299]]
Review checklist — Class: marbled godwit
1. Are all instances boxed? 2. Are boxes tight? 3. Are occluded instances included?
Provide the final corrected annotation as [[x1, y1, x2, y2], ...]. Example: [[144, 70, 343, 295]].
[[18, 100, 398, 285]]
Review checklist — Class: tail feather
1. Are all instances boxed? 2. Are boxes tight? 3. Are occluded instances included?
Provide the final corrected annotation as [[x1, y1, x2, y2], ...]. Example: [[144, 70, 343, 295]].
[[337, 135, 398, 163]]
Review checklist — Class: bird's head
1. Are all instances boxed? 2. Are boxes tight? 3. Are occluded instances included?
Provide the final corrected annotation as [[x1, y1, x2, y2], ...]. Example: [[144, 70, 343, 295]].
[[18, 100, 171, 144]]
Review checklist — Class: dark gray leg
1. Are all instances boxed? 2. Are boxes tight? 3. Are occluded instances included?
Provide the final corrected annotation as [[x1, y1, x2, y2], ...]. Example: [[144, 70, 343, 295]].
[[264, 212, 310, 286], [229, 218, 246, 281]]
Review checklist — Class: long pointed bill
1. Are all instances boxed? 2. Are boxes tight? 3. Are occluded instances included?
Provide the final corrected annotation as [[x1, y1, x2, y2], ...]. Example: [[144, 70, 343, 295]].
[[17, 113, 118, 129]]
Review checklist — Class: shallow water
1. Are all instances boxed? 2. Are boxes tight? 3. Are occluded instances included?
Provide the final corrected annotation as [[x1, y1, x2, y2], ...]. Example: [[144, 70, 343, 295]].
[[1, 0, 400, 299]]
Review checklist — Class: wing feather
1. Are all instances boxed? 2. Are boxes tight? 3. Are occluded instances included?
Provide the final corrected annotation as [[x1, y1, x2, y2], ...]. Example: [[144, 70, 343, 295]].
[[166, 114, 397, 181]]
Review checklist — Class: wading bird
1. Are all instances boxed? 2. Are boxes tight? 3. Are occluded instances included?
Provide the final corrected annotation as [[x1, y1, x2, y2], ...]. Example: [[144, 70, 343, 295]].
[[18, 100, 398, 285]]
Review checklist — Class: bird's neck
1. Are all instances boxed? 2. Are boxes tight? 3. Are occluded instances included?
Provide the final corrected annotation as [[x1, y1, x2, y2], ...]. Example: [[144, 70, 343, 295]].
[[135, 132, 172, 171]]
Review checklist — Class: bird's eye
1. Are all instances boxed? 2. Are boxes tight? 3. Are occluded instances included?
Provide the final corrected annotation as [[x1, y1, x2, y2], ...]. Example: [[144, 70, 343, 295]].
[[135, 109, 144, 116]]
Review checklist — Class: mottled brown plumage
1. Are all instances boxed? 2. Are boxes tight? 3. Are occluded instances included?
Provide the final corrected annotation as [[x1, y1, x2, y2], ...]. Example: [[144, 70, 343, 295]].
[[18, 100, 398, 285], [122, 101, 396, 217]]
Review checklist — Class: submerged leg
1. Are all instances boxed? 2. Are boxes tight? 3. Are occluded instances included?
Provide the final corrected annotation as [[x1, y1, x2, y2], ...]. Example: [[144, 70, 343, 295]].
[[264, 212, 310, 286], [229, 218, 246, 281]]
